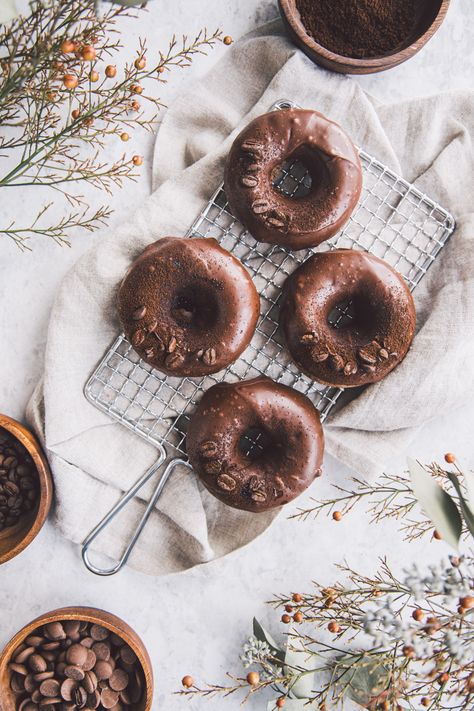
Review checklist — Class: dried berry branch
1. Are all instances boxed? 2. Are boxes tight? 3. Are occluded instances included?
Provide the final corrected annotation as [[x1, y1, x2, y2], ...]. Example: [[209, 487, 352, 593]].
[[0, 0, 226, 251]]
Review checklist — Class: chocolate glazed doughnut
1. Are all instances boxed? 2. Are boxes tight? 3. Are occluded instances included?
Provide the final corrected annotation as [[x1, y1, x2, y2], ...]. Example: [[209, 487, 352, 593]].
[[224, 108, 362, 250], [118, 237, 260, 377], [186, 376, 324, 512], [280, 249, 416, 388]]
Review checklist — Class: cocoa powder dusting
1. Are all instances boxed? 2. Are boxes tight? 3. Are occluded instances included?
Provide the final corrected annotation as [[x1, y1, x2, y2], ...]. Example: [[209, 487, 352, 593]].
[[296, 0, 417, 59]]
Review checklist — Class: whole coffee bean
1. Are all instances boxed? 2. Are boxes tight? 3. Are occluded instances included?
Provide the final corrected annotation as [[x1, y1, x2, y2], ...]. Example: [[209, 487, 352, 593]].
[[90, 625, 109, 642], [66, 643, 88, 667], [94, 660, 113, 681], [39, 679, 60, 698], [109, 669, 129, 692], [64, 665, 85, 681]]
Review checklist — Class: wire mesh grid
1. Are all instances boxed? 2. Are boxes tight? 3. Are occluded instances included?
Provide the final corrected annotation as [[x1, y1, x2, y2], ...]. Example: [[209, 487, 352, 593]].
[[84, 99, 455, 457]]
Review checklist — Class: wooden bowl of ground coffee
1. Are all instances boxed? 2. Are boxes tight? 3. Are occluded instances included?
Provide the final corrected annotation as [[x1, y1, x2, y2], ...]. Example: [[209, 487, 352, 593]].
[[0, 414, 53, 565], [279, 0, 451, 74], [0, 606, 154, 711]]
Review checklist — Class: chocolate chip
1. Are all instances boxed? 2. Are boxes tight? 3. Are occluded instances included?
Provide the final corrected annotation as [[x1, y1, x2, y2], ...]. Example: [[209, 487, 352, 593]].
[[251, 199, 270, 214], [131, 329, 145, 347], [132, 305, 146, 321], [202, 347, 216, 366], [64, 665, 85, 681], [28, 654, 47, 673], [60, 679, 77, 701], [199, 441, 218, 458], [94, 661, 113, 681], [92, 642, 110, 662], [14, 647, 35, 664], [39, 679, 60, 698], [101, 687, 119, 709], [66, 644, 88, 667], [240, 175, 258, 188], [109, 669, 129, 692], [216, 474, 236, 492], [119, 647, 137, 665], [357, 348, 377, 365]]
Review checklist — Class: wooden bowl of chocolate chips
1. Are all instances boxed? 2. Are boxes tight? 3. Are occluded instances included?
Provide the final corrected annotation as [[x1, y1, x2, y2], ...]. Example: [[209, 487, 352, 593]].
[[0, 607, 153, 711], [0, 415, 53, 565]]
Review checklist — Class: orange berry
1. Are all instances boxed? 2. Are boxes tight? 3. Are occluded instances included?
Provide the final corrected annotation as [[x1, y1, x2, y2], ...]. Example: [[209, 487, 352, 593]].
[[134, 57, 146, 69], [332, 511, 343, 521], [120, 132, 130, 142], [157, 66, 165, 74], [412, 608, 424, 622], [424, 617, 441, 634], [433, 529, 442, 540], [246, 671, 260, 686], [285, 604, 293, 613], [276, 698, 285, 708], [90, 71, 99, 82], [381, 702, 390, 711], [292, 593, 302, 603], [223, 35, 233, 45], [421, 698, 430, 707], [281, 614, 291, 624], [131, 83, 143, 94], [71, 109, 81, 119], [61, 39, 76, 53], [131, 100, 140, 111], [439, 672, 449, 685], [328, 621, 340, 634], [458, 605, 467, 615], [132, 155, 143, 166], [181, 675, 193, 688], [444, 452, 455, 464], [63, 74, 78, 89], [81, 44, 96, 61], [402, 645, 415, 659], [460, 596, 474, 609], [105, 65, 117, 78], [293, 612, 303, 623]]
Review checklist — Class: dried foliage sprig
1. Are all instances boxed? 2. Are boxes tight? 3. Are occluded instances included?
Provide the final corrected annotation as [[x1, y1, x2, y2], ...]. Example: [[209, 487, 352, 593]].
[[291, 455, 474, 546], [0, 0, 225, 250], [177, 556, 474, 709]]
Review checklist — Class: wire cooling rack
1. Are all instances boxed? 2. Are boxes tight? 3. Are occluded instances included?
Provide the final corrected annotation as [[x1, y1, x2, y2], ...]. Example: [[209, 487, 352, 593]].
[[84, 99, 455, 459]]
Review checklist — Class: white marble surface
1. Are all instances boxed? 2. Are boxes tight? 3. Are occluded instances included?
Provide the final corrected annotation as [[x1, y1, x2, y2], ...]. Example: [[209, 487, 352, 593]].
[[1, 1, 474, 709]]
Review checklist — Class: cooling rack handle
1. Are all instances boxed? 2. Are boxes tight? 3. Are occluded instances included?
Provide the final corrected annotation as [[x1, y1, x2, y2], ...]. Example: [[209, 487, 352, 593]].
[[81, 452, 190, 575]]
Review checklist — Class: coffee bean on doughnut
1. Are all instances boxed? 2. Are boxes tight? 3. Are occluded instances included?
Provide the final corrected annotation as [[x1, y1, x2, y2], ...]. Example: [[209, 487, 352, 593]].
[[118, 237, 260, 377], [224, 108, 362, 250], [280, 249, 416, 388], [186, 376, 324, 512]]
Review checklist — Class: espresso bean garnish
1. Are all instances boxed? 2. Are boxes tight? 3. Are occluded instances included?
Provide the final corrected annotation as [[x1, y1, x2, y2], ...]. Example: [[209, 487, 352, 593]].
[[314, 352, 329, 362], [251, 199, 270, 214], [109, 669, 129, 692], [217, 474, 236, 492], [330, 354, 344, 372], [164, 352, 184, 369], [240, 174, 258, 188], [199, 440, 218, 458], [66, 643, 88, 667], [202, 347, 216, 366], [241, 138, 263, 153], [378, 348, 389, 359], [131, 329, 145, 347], [357, 348, 377, 365], [203, 460, 222, 475], [132, 305, 147, 321], [167, 336, 177, 353], [39, 679, 60, 698]]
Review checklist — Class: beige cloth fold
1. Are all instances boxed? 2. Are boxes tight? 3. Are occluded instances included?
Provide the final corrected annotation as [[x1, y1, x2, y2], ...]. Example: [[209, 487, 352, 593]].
[[28, 20, 474, 575]]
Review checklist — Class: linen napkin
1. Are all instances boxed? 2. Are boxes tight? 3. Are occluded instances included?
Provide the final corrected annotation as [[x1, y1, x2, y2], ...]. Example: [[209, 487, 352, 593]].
[[28, 20, 474, 575]]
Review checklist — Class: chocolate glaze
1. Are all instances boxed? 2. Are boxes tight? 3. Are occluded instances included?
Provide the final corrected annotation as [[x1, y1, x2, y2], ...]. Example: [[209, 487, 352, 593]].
[[118, 237, 260, 377], [224, 108, 362, 250], [280, 249, 416, 387], [186, 376, 324, 512]]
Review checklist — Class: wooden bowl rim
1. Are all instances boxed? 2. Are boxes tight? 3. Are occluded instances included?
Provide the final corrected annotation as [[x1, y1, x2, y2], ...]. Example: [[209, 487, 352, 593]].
[[279, 0, 451, 69], [0, 606, 153, 711], [0, 414, 53, 565]]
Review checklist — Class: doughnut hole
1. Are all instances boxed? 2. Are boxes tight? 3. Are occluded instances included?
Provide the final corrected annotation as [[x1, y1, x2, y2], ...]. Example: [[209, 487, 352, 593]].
[[327, 291, 382, 339], [272, 146, 331, 200], [171, 285, 220, 331], [238, 425, 278, 463]]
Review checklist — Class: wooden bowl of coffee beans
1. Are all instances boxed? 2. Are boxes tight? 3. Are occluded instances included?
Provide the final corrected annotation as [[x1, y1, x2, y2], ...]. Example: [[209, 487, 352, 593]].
[[279, 0, 451, 74], [0, 607, 153, 711], [0, 415, 53, 565]]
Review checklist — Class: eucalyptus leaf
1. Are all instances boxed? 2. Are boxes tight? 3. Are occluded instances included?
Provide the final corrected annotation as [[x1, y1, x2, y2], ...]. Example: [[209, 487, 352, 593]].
[[285, 635, 316, 699], [408, 458, 462, 549], [253, 618, 285, 664], [0, 0, 18, 23], [336, 655, 390, 706], [447, 472, 474, 538]]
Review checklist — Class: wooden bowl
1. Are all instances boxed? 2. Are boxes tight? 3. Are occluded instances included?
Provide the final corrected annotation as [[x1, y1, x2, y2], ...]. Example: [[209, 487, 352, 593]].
[[0, 606, 153, 711], [0, 414, 53, 565], [279, 0, 451, 74]]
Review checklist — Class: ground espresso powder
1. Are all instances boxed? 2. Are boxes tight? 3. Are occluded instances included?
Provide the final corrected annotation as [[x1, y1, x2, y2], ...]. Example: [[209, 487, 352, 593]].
[[296, 0, 417, 59]]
